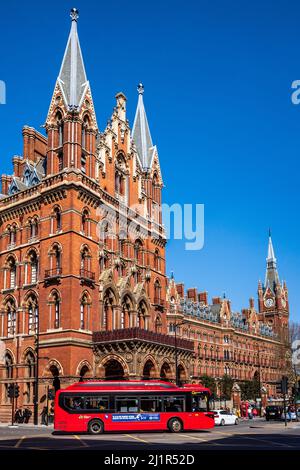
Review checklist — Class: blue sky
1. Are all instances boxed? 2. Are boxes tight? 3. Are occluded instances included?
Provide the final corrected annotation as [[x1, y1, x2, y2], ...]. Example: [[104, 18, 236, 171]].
[[0, 0, 299, 321]]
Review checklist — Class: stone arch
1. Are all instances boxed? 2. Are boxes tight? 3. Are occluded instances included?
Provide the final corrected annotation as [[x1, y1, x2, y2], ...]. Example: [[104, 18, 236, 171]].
[[103, 284, 119, 304], [142, 357, 158, 380], [160, 360, 173, 381], [97, 355, 129, 380], [120, 292, 136, 329], [177, 363, 188, 382], [4, 253, 18, 265], [22, 346, 36, 362], [42, 359, 64, 378], [136, 296, 151, 329], [22, 290, 39, 308], [76, 360, 93, 379], [4, 348, 16, 364]]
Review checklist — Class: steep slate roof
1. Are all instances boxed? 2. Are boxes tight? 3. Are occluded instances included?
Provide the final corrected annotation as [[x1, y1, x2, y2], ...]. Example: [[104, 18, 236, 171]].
[[132, 84, 156, 170], [57, 8, 89, 109]]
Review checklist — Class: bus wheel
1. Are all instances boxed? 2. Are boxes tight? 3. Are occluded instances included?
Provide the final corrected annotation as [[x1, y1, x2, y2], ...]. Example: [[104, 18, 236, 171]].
[[168, 418, 183, 433], [88, 419, 104, 435]]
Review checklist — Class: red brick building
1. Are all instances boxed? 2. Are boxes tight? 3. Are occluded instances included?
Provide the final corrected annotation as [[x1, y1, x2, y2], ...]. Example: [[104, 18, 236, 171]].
[[0, 10, 289, 422]]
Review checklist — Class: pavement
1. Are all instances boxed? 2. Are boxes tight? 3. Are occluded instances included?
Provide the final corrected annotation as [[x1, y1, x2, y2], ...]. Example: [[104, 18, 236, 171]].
[[0, 418, 299, 451]]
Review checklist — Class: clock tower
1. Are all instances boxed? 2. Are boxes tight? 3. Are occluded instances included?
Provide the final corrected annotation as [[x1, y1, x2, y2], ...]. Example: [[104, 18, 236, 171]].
[[258, 231, 289, 333]]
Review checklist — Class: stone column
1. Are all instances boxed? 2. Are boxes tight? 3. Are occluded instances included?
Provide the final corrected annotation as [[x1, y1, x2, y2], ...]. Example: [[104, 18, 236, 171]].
[[113, 305, 122, 330], [130, 310, 137, 328]]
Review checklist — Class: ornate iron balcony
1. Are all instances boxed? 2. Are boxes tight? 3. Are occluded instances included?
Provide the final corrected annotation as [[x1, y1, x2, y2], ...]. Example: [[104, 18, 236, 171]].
[[45, 267, 62, 278], [93, 327, 194, 352], [80, 268, 95, 281]]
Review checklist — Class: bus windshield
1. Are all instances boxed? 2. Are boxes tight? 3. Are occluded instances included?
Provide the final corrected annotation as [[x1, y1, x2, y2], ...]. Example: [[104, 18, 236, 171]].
[[191, 392, 210, 412]]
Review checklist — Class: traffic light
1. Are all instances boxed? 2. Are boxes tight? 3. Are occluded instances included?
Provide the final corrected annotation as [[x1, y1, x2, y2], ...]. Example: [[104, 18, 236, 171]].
[[47, 388, 55, 400], [281, 376, 288, 395], [7, 384, 20, 398], [7, 384, 14, 399]]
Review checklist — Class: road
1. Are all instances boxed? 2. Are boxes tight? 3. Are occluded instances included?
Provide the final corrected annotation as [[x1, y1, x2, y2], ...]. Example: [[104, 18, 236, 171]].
[[0, 419, 299, 451]]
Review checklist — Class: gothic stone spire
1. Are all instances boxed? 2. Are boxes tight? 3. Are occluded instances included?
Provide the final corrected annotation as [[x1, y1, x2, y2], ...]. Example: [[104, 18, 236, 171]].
[[55, 8, 89, 111], [264, 230, 280, 291], [132, 84, 156, 170]]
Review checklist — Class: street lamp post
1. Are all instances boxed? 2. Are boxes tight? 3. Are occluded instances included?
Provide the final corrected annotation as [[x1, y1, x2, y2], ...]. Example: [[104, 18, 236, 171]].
[[173, 319, 189, 386], [33, 305, 39, 426]]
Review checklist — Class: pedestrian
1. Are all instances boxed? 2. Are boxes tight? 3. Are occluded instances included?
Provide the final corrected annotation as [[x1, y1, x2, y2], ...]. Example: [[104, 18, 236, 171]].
[[40, 406, 48, 425], [23, 408, 32, 424], [14, 408, 23, 424], [252, 407, 258, 418]]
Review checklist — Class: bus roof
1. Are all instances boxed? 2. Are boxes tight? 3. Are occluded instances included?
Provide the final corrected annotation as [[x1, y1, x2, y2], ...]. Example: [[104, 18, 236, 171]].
[[58, 380, 211, 394]]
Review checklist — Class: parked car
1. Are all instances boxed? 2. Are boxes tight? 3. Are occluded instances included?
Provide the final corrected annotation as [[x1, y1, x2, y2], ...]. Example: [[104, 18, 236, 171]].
[[265, 405, 282, 421], [213, 410, 239, 426]]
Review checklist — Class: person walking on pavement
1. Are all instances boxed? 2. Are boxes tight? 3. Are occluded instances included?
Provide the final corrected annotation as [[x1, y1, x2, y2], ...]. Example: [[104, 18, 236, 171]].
[[41, 406, 48, 425]]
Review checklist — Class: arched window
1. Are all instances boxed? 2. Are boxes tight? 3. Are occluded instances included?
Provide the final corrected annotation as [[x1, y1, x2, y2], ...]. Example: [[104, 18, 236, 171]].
[[56, 112, 63, 147], [6, 300, 16, 336], [115, 154, 126, 198], [81, 209, 89, 235], [53, 207, 62, 233], [82, 115, 90, 150], [29, 217, 38, 239], [134, 239, 143, 265], [154, 249, 160, 271], [47, 244, 62, 278], [137, 301, 148, 330], [25, 351, 36, 378], [50, 291, 61, 329], [80, 293, 89, 330], [80, 246, 90, 273], [152, 173, 160, 223], [27, 295, 38, 334], [5, 353, 13, 379], [28, 251, 38, 284], [7, 257, 17, 289], [8, 224, 17, 246], [154, 280, 161, 304]]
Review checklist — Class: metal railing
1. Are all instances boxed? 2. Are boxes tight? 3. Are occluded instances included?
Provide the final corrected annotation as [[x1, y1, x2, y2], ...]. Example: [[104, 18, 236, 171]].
[[45, 267, 62, 278], [93, 327, 194, 352]]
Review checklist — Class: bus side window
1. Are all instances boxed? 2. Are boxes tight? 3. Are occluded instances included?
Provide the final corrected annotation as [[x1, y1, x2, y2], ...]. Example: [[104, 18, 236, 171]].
[[64, 396, 84, 410], [84, 395, 109, 411], [115, 397, 139, 413], [140, 396, 162, 413], [163, 396, 185, 412]]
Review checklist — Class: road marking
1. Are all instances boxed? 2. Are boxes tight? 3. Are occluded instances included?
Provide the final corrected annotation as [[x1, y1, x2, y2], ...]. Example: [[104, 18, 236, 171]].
[[233, 434, 295, 448], [184, 434, 221, 445], [73, 435, 89, 447], [123, 434, 149, 444], [14, 436, 26, 448]]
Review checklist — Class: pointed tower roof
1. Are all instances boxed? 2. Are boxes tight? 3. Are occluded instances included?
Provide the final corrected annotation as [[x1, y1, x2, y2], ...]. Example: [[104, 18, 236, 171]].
[[264, 230, 280, 290], [132, 84, 156, 170], [57, 8, 88, 110]]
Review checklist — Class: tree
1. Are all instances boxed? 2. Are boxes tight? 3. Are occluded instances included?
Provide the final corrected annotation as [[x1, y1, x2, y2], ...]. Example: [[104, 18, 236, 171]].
[[219, 375, 234, 400], [240, 379, 260, 400], [199, 375, 217, 394]]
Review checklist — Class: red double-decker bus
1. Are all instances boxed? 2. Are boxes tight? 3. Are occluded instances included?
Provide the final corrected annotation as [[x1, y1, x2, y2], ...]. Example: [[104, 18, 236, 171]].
[[54, 380, 215, 434]]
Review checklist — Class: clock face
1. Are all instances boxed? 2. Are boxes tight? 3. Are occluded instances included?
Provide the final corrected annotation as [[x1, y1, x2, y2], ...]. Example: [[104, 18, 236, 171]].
[[281, 298, 287, 308], [264, 298, 275, 308]]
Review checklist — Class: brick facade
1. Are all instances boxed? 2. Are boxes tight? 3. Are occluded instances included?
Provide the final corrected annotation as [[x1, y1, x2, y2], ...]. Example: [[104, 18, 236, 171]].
[[0, 10, 289, 422]]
